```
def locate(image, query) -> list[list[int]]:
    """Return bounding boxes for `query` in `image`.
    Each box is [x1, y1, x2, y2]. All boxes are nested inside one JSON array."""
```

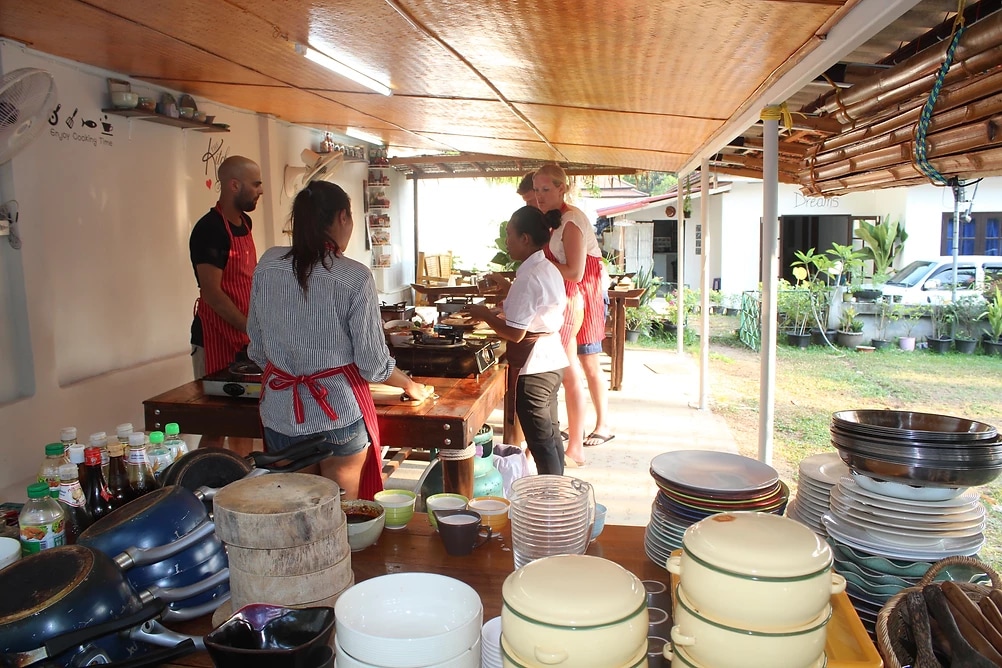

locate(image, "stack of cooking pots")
[[666, 512, 845, 668], [213, 473, 353, 611], [499, 555, 649, 667]]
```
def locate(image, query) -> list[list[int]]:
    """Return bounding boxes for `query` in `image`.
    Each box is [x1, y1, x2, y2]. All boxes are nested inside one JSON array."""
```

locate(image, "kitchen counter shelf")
[[102, 108, 229, 132]]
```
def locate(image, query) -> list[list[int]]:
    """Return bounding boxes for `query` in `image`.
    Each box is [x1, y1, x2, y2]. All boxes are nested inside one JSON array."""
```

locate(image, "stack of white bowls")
[[666, 512, 845, 668], [481, 616, 502, 668], [334, 573, 483, 667], [500, 555, 649, 667]]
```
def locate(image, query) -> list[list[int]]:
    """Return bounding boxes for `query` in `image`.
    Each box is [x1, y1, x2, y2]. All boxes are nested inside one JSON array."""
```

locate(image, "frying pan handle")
[[248, 435, 332, 469], [129, 619, 205, 651], [90, 639, 197, 668], [142, 567, 229, 604], [114, 521, 216, 569], [42, 601, 168, 659], [161, 592, 230, 623]]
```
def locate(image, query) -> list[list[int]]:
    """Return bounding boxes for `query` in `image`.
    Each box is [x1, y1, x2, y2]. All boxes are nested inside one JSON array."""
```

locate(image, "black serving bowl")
[[204, 603, 335, 668]]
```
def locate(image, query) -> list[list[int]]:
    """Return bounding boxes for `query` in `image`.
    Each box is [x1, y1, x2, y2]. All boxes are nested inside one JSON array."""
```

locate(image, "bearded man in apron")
[[189, 155, 264, 379]]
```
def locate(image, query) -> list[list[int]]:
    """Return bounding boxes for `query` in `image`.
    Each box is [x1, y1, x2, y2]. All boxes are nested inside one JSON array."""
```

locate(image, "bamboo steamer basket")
[[876, 555, 1002, 668]]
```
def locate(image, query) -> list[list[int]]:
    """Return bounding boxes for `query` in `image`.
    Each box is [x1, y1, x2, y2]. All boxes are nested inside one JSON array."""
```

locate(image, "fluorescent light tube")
[[346, 127, 386, 145], [296, 43, 391, 96]]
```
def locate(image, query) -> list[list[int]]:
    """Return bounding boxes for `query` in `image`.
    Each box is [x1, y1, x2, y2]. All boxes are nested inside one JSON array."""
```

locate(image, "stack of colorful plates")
[[786, 452, 850, 535], [645, 451, 788, 568], [822, 475, 985, 636]]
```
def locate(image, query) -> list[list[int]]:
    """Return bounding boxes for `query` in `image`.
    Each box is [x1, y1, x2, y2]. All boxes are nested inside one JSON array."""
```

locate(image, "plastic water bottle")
[[146, 431, 174, 482], [37, 443, 65, 498], [164, 422, 188, 460], [19, 482, 65, 555]]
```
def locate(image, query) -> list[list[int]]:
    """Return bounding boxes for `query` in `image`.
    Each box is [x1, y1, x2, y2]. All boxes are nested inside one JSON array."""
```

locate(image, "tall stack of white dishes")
[[785, 452, 850, 535], [824, 409, 999, 636], [645, 451, 788, 566], [334, 572, 483, 667], [666, 512, 846, 668], [499, 555, 649, 667], [212, 473, 353, 611]]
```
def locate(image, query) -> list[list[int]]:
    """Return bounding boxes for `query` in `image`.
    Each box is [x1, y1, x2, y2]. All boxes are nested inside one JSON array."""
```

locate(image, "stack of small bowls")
[[334, 573, 483, 667], [373, 489, 417, 530], [666, 512, 844, 668], [500, 555, 649, 667], [425, 493, 469, 531]]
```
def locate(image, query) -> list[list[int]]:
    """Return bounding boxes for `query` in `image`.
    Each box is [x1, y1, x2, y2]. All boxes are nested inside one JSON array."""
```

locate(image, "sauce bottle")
[[38, 443, 65, 498], [19, 482, 65, 555], [82, 446, 113, 520], [59, 426, 78, 464], [126, 432, 160, 497], [57, 463, 93, 543], [88, 431, 110, 479], [105, 442, 135, 509]]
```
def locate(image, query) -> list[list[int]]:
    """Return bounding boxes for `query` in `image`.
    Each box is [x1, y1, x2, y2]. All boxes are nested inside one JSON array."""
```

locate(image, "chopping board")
[[369, 383, 433, 406]]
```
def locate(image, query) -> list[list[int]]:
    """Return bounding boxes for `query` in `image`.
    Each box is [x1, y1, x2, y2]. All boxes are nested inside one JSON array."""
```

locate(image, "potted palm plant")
[[927, 302, 953, 353], [870, 298, 893, 349], [952, 296, 986, 354], [855, 216, 908, 286], [836, 305, 865, 348], [791, 248, 836, 346], [981, 287, 1002, 356]]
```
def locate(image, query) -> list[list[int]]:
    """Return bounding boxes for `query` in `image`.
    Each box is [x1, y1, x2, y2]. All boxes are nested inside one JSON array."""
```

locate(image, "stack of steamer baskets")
[[212, 473, 352, 615], [644, 450, 789, 566], [824, 409, 1002, 637], [666, 512, 846, 668]]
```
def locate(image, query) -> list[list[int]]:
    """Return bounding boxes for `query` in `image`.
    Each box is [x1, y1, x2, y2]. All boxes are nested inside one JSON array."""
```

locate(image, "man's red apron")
[[261, 361, 384, 500], [576, 254, 607, 347], [196, 204, 256, 376]]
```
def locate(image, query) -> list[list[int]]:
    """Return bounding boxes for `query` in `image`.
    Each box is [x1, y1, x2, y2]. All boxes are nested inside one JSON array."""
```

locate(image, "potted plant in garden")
[[981, 287, 1002, 356], [826, 242, 865, 303], [855, 216, 908, 285], [625, 304, 658, 342], [927, 302, 954, 353], [780, 276, 812, 349], [836, 305, 865, 348], [893, 303, 924, 351], [791, 248, 836, 346], [951, 295, 986, 354], [870, 297, 893, 349], [708, 289, 723, 314]]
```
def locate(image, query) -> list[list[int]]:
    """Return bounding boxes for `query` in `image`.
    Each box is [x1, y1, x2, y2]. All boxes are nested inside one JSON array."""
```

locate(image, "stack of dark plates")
[[645, 451, 788, 568], [830, 409, 1002, 488]]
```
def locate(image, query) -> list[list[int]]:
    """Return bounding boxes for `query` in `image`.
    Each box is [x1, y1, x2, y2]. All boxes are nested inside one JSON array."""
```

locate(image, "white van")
[[879, 256, 1002, 304]]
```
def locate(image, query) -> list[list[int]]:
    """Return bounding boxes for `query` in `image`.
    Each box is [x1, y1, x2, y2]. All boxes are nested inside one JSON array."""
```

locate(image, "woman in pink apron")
[[534, 165, 613, 466], [246, 181, 432, 500]]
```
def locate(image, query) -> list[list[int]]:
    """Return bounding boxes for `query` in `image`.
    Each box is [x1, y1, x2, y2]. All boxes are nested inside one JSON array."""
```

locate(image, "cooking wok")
[[0, 545, 228, 666]]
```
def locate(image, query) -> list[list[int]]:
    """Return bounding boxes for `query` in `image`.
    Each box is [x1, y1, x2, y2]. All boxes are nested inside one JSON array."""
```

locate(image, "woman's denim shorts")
[[264, 419, 369, 457]]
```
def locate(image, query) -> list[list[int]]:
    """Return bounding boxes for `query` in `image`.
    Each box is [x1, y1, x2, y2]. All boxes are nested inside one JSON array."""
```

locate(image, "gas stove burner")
[[434, 295, 486, 314], [229, 360, 263, 378]]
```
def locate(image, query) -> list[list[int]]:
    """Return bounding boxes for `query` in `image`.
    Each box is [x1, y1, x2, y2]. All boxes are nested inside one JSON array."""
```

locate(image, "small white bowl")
[[335, 573, 483, 667], [0, 537, 20, 570], [110, 91, 139, 109], [342, 500, 385, 552]]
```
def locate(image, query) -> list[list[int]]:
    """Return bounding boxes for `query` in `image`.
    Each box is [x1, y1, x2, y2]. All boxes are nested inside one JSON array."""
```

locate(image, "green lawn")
[[633, 319, 1002, 572]]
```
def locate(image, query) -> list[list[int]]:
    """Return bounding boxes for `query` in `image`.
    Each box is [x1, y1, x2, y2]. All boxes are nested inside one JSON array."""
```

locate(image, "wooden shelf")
[[101, 108, 229, 132]]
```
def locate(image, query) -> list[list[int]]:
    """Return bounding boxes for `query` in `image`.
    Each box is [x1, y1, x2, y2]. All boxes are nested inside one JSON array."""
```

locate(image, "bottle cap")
[[149, 431, 165, 444], [128, 432, 147, 447], [89, 432, 108, 447], [108, 443, 125, 458], [84, 446, 103, 466], [116, 423, 134, 440], [60, 427, 77, 442], [67, 445, 86, 464], [27, 482, 50, 498], [58, 464, 78, 481], [44, 443, 65, 457], [165, 423, 180, 436]]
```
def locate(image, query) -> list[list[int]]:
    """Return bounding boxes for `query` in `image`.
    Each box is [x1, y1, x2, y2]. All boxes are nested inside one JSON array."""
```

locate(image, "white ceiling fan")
[[283, 148, 344, 199]]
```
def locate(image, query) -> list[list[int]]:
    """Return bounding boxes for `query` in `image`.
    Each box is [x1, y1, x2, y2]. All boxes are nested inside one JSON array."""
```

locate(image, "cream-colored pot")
[[671, 587, 830, 668], [666, 511, 845, 630], [501, 555, 647, 667], [501, 635, 647, 668], [666, 643, 827, 668]]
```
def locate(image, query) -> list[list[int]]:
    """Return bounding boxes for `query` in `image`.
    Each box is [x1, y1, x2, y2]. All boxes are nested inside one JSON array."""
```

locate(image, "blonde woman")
[[533, 165, 613, 466]]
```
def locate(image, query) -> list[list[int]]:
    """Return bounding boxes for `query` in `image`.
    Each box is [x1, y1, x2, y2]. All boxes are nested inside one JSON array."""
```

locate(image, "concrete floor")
[[387, 347, 740, 527]]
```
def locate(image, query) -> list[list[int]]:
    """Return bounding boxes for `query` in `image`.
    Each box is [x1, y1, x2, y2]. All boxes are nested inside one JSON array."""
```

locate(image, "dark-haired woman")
[[469, 206, 568, 474], [247, 181, 432, 500]]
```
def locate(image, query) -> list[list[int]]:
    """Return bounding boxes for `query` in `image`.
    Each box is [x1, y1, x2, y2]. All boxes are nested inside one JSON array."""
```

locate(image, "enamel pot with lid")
[[0, 544, 227, 667], [500, 555, 648, 667], [666, 512, 845, 630]]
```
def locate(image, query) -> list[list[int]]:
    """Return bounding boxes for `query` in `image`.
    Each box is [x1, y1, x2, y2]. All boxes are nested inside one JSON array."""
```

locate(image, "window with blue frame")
[[942, 214, 1002, 255]]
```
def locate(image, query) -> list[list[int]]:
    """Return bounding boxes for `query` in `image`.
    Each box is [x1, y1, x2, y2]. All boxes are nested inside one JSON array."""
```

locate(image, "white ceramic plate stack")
[[645, 451, 786, 567], [785, 452, 850, 535], [480, 616, 502, 668], [334, 573, 483, 668], [821, 474, 985, 636]]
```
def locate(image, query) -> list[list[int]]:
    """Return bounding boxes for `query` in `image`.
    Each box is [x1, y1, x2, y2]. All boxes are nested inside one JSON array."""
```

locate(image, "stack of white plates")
[[786, 452, 849, 535], [821, 474, 985, 636], [480, 616, 502, 668], [334, 573, 483, 667]]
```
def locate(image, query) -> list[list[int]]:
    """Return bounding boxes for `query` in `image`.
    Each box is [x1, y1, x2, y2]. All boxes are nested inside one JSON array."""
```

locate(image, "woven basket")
[[875, 555, 1002, 668]]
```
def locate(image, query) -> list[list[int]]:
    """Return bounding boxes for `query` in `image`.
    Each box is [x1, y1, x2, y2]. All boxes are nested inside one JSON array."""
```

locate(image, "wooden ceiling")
[[0, 0, 975, 184]]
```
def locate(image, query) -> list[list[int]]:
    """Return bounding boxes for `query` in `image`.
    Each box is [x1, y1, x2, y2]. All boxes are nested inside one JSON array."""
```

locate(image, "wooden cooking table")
[[161, 518, 667, 668], [143, 365, 506, 452], [606, 287, 645, 391]]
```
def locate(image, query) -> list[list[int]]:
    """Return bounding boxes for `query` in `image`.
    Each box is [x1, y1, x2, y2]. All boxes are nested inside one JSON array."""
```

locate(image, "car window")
[[887, 261, 936, 287], [926, 265, 977, 289], [986, 264, 1002, 284]]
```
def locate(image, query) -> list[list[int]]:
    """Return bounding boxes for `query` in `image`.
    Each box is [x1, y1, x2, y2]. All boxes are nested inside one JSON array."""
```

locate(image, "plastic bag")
[[491, 444, 530, 497]]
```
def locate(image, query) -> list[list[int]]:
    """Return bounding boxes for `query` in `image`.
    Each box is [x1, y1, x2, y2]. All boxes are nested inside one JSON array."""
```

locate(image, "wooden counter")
[[143, 365, 507, 452], [161, 518, 666, 667]]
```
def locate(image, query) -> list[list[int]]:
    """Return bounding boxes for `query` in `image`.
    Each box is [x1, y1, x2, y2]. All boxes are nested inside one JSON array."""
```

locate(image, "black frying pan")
[[161, 435, 331, 496]]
